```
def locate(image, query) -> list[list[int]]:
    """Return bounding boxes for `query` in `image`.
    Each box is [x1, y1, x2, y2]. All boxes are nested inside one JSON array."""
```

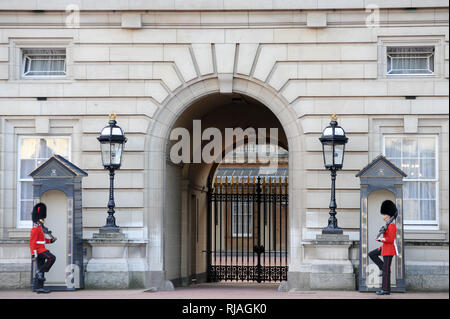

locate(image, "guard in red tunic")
[[368, 200, 398, 295], [29, 203, 57, 293]]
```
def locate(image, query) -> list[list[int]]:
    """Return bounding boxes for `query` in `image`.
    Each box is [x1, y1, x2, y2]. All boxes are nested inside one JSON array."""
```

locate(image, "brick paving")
[[0, 282, 447, 299]]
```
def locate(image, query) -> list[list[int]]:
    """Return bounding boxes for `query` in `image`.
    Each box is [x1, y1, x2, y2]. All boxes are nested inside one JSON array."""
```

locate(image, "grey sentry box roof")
[[356, 154, 407, 292], [29, 154, 87, 290]]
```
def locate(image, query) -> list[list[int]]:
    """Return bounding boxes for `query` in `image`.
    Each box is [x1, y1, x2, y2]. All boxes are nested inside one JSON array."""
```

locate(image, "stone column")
[[180, 179, 190, 286]]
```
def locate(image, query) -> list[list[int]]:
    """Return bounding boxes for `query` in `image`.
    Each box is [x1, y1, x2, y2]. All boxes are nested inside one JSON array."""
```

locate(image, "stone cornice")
[[0, 0, 448, 11], [0, 9, 447, 29]]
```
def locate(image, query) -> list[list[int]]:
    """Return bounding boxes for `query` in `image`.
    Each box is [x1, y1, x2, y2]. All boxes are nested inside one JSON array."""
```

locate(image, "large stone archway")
[[145, 76, 305, 289]]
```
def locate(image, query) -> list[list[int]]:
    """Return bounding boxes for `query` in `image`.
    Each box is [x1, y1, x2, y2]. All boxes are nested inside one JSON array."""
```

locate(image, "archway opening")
[[162, 92, 289, 286]]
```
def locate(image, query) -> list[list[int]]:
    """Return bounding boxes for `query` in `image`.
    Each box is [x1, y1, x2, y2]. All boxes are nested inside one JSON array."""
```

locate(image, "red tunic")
[[29, 224, 51, 257], [378, 223, 398, 256]]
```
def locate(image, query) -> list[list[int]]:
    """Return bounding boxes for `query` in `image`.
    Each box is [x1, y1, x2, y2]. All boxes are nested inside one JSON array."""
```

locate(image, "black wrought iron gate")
[[207, 176, 288, 282]]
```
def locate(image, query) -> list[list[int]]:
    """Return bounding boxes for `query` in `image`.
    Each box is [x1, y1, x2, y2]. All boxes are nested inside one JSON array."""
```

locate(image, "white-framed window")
[[21, 48, 66, 78], [232, 200, 253, 237], [17, 136, 71, 228], [383, 135, 439, 229], [386, 46, 435, 75], [7, 38, 73, 81], [377, 36, 445, 79]]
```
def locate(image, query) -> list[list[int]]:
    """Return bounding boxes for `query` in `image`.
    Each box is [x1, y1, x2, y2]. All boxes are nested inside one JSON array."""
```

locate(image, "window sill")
[[9, 78, 74, 83], [7, 228, 31, 240], [404, 229, 446, 241], [385, 74, 436, 79]]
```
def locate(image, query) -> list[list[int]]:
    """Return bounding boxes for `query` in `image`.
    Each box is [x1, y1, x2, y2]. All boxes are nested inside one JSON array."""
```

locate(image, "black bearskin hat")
[[380, 200, 397, 217], [32, 203, 47, 223]]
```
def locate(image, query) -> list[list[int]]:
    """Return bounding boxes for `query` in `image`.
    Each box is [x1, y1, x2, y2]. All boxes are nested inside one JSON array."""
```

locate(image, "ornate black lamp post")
[[319, 113, 348, 235], [97, 113, 127, 232]]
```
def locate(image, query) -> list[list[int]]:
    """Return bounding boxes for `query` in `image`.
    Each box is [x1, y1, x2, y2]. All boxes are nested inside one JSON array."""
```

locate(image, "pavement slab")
[[0, 282, 448, 299]]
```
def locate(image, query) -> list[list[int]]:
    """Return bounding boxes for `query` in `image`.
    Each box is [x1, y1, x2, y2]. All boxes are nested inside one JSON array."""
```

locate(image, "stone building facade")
[[0, 1, 448, 291]]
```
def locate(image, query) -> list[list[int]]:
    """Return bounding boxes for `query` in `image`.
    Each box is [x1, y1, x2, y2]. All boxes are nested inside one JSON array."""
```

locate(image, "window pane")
[[20, 181, 33, 200], [20, 159, 36, 179], [404, 199, 419, 220], [420, 200, 436, 221], [20, 200, 33, 221], [419, 137, 435, 158], [37, 139, 52, 158], [403, 159, 419, 179], [419, 182, 437, 221], [20, 139, 38, 159], [46, 138, 70, 158], [419, 159, 435, 179], [29, 58, 64, 71], [385, 137, 402, 158], [404, 182, 418, 199], [391, 57, 428, 72], [402, 138, 418, 158], [420, 182, 436, 200]]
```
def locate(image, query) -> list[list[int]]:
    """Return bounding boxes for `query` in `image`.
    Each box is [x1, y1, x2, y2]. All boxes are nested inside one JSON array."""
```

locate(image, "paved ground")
[[0, 282, 448, 299]]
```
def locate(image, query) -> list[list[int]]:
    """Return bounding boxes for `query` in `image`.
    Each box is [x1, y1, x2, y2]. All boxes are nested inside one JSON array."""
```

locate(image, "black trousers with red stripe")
[[37, 250, 56, 273], [368, 248, 393, 292]]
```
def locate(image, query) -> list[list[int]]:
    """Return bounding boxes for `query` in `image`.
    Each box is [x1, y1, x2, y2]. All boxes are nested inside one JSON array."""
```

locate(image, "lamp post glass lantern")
[[97, 113, 127, 232], [319, 113, 348, 234]]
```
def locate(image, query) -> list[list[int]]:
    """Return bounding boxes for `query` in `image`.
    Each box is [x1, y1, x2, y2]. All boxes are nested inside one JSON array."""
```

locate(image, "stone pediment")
[[356, 154, 407, 179], [29, 154, 88, 179]]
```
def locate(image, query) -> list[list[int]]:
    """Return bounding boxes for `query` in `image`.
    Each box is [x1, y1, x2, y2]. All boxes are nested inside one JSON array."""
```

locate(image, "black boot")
[[31, 276, 38, 292], [31, 272, 44, 292], [35, 275, 51, 294]]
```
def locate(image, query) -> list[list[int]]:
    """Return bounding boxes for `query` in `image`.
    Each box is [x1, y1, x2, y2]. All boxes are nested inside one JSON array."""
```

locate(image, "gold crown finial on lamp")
[[109, 112, 117, 121], [331, 113, 338, 121]]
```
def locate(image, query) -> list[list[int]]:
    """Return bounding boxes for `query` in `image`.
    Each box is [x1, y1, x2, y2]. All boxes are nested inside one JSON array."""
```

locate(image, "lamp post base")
[[99, 226, 121, 233], [322, 227, 343, 235], [87, 230, 131, 288], [94, 228, 126, 240]]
